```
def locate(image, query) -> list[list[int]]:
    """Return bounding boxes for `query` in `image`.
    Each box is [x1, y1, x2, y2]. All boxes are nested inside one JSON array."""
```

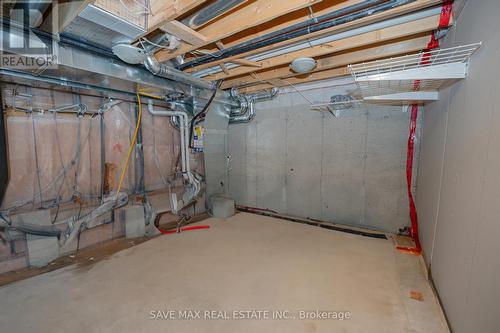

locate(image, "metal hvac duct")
[[0, 19, 232, 106], [229, 88, 278, 124], [144, 55, 213, 90]]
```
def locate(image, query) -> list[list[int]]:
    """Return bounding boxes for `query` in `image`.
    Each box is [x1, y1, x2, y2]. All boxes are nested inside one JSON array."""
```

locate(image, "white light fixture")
[[112, 44, 147, 64], [290, 57, 317, 74]]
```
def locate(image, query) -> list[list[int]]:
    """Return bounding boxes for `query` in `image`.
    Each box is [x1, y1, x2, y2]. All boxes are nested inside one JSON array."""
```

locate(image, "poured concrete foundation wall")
[[416, 1, 500, 331], [227, 80, 421, 232]]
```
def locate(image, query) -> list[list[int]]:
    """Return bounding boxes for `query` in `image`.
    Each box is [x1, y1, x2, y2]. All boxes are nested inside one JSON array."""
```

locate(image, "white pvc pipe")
[[147, 101, 190, 179]]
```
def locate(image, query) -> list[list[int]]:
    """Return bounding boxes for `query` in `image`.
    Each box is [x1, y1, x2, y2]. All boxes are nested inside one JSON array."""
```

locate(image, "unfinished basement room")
[[0, 0, 498, 332]]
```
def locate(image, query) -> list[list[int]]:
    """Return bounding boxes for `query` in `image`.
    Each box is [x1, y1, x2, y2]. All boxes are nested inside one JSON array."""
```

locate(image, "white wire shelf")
[[348, 43, 482, 103]]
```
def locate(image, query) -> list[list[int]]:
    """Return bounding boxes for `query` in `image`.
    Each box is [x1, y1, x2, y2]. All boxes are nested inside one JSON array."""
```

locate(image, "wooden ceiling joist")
[[160, 20, 208, 46], [239, 67, 350, 94], [182, 0, 366, 60], [139, 0, 210, 40], [221, 34, 432, 89], [184, 0, 443, 74], [203, 13, 448, 82], [230, 59, 263, 68], [155, 0, 324, 62]]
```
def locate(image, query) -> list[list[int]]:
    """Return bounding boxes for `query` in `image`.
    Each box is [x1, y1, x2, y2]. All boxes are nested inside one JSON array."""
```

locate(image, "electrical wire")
[[139, 37, 172, 51], [189, 80, 223, 148], [116, 92, 142, 198]]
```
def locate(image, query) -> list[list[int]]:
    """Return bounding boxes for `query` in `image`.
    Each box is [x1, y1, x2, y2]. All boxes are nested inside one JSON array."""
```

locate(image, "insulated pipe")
[[144, 55, 213, 90], [179, 0, 405, 70], [229, 88, 278, 124]]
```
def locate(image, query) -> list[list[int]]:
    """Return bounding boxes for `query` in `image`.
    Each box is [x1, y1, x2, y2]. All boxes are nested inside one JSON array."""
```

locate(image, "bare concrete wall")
[[416, 1, 500, 332], [228, 80, 421, 232]]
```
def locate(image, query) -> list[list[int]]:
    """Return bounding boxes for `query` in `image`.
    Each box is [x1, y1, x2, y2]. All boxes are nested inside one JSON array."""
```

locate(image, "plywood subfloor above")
[[0, 213, 449, 332]]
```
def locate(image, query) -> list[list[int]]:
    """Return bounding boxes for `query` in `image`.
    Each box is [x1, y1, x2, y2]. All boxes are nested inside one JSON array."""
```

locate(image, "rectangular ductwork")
[[61, 4, 146, 49]]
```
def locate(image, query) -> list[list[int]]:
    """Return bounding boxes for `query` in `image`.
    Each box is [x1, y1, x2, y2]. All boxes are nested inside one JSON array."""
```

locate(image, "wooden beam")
[[230, 59, 263, 68], [160, 20, 208, 46], [239, 67, 350, 93], [185, 0, 366, 59], [141, 0, 210, 39], [219, 64, 230, 75], [204, 14, 446, 81], [185, 0, 442, 73], [221, 35, 431, 89], [215, 41, 225, 50], [58, 0, 94, 32], [156, 0, 323, 62]]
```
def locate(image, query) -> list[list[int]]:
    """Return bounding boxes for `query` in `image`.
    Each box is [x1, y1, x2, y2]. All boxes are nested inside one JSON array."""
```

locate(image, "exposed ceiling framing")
[[31, 0, 454, 93]]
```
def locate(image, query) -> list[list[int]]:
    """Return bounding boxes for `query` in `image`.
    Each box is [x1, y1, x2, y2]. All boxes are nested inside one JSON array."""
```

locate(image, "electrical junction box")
[[192, 125, 204, 152]]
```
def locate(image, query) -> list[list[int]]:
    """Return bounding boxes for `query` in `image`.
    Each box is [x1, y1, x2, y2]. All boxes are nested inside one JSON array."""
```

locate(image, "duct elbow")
[[144, 55, 161, 75], [229, 88, 278, 124], [144, 55, 213, 90]]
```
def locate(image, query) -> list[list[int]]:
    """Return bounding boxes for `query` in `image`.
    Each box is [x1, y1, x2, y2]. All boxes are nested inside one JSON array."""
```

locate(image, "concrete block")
[[208, 195, 235, 218], [26, 235, 59, 268], [124, 205, 146, 239], [11, 210, 59, 267]]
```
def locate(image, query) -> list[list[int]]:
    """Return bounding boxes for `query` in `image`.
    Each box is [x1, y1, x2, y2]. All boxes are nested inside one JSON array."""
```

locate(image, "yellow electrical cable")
[[116, 92, 143, 197], [137, 91, 162, 100]]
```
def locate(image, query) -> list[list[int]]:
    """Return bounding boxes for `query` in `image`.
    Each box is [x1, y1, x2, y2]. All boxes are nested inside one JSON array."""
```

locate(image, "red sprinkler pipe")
[[397, 2, 452, 255], [397, 104, 422, 255], [157, 225, 210, 235]]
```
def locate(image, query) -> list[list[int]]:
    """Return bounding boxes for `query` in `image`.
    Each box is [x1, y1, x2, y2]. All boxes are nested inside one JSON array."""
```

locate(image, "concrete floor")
[[0, 213, 448, 332]]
